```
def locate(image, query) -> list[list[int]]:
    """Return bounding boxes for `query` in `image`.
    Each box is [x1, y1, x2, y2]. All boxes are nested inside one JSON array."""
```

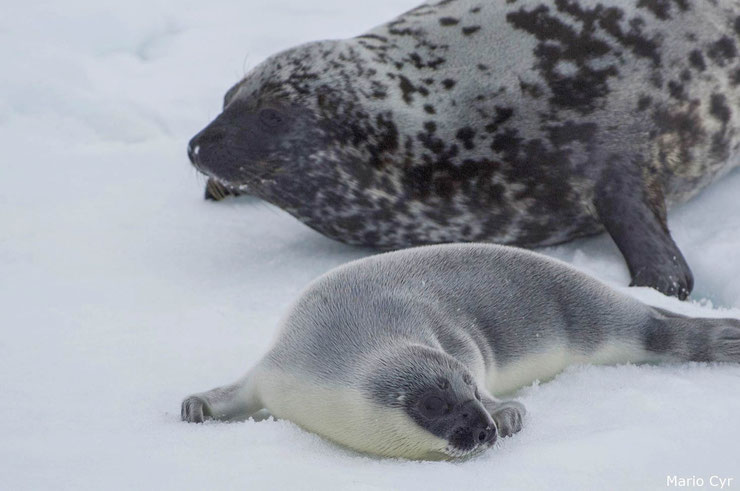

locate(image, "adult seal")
[[181, 244, 740, 460], [187, 0, 740, 299]]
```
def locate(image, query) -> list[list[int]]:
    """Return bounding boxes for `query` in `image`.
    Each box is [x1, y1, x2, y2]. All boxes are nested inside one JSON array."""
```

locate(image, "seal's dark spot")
[[519, 80, 544, 98], [688, 50, 706, 71], [398, 76, 418, 104], [667, 81, 685, 100], [637, 95, 652, 111], [366, 113, 400, 169], [462, 26, 481, 35], [636, 0, 689, 20], [485, 107, 514, 133], [707, 36, 737, 66], [710, 94, 731, 124], [439, 17, 460, 26], [456, 127, 477, 150], [709, 94, 732, 160]]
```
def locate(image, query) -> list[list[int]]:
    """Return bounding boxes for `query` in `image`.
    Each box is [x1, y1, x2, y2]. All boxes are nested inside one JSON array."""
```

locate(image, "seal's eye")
[[259, 108, 284, 129], [419, 395, 447, 419]]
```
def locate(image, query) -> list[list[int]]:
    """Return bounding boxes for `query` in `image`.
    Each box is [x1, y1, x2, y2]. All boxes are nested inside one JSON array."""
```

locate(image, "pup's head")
[[360, 345, 497, 460]]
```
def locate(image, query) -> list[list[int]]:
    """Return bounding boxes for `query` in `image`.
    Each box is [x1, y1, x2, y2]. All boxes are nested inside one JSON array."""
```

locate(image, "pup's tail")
[[647, 307, 740, 363]]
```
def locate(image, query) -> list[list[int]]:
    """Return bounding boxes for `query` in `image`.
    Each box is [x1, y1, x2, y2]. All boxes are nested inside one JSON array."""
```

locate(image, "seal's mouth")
[[188, 142, 280, 193], [204, 173, 251, 194], [204, 177, 248, 201], [441, 441, 493, 460]]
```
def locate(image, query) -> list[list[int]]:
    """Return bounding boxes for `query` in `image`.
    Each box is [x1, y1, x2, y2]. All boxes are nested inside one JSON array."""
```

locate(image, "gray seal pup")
[[181, 244, 740, 460], [187, 0, 740, 299]]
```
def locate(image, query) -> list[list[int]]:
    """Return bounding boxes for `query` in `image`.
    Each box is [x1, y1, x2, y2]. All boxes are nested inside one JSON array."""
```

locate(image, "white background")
[[2, 1, 739, 489]]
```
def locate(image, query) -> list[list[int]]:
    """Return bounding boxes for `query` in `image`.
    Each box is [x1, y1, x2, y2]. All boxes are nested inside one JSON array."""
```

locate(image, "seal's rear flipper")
[[706, 322, 740, 362], [205, 178, 244, 201], [595, 163, 693, 300], [181, 371, 263, 423], [646, 311, 740, 362]]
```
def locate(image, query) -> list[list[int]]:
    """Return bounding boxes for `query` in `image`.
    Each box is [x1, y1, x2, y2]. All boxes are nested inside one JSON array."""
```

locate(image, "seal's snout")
[[475, 424, 496, 445], [187, 105, 289, 187], [448, 400, 497, 452], [187, 140, 198, 165], [188, 125, 225, 167], [187, 120, 250, 184]]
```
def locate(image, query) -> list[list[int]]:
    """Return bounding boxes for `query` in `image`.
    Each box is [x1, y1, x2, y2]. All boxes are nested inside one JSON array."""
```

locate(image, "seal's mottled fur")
[[189, 0, 740, 298]]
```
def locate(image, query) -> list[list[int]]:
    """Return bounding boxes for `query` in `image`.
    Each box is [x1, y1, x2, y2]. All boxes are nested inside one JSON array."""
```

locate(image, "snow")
[[1, 1, 739, 489]]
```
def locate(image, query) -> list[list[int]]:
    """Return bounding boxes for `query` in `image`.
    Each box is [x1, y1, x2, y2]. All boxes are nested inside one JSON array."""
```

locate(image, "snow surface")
[[2, 1, 740, 489]]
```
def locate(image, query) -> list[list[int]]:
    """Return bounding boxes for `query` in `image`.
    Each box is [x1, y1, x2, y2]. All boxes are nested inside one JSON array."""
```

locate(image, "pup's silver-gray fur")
[[181, 244, 740, 460]]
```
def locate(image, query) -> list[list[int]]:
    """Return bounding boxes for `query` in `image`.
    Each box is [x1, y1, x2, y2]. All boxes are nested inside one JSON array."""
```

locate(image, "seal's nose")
[[459, 400, 497, 444], [187, 141, 199, 164], [188, 125, 226, 166], [476, 424, 496, 445]]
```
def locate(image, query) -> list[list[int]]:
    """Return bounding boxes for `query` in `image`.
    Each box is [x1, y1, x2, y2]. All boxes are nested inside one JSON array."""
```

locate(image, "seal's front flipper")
[[181, 396, 210, 423], [181, 372, 263, 423], [205, 178, 244, 201], [595, 165, 693, 300], [482, 398, 526, 438]]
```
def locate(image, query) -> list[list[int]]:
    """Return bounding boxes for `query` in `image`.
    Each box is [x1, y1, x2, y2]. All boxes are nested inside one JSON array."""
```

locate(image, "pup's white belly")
[[257, 369, 447, 459], [486, 340, 647, 396]]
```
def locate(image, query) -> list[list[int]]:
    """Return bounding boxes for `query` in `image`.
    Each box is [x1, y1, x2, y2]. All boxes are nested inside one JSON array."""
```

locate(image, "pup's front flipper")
[[181, 396, 210, 423], [483, 399, 526, 438], [181, 373, 263, 423]]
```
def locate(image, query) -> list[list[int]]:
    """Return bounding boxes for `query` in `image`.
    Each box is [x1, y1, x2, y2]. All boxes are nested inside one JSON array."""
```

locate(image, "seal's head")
[[187, 39, 411, 245], [361, 345, 497, 460], [189, 42, 384, 202], [188, 43, 330, 194]]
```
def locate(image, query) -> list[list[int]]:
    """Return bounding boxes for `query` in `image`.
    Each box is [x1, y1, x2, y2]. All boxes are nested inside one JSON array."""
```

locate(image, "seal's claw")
[[181, 396, 210, 423]]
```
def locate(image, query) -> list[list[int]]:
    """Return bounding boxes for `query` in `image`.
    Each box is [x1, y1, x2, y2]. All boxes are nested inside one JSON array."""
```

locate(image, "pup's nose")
[[460, 400, 497, 444], [476, 424, 496, 445]]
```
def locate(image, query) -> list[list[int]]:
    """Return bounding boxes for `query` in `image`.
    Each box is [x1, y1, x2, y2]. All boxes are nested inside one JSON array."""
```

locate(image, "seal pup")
[[181, 244, 740, 460], [187, 0, 740, 299]]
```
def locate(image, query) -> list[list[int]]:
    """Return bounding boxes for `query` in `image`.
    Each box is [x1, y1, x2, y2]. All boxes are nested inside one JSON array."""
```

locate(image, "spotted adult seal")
[[181, 243, 740, 460], [187, 0, 740, 299]]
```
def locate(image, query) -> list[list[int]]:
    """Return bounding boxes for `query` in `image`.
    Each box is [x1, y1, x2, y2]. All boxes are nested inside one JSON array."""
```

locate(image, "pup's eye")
[[419, 395, 447, 419], [259, 108, 284, 128]]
